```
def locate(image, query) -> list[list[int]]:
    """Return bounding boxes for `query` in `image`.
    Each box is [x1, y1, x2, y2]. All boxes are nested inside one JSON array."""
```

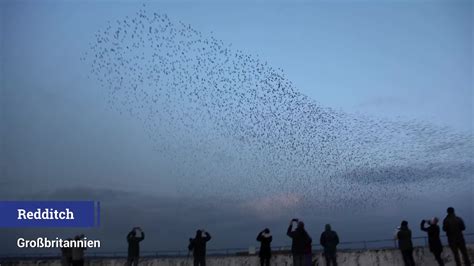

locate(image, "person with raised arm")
[[126, 227, 145, 266], [188, 229, 212, 266], [256, 228, 272, 266], [287, 218, 312, 266], [420, 217, 444, 266]]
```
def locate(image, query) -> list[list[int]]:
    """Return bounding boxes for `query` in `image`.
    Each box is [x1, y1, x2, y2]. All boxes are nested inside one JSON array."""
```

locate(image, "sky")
[[0, 0, 473, 255]]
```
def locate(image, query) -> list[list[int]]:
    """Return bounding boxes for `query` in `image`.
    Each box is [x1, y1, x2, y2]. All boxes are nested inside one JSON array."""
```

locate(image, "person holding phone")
[[287, 218, 312, 266], [256, 228, 272, 266], [420, 218, 444, 266], [127, 227, 145, 266], [188, 229, 212, 266]]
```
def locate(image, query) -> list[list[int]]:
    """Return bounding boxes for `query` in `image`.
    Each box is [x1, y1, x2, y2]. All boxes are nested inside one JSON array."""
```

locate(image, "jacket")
[[420, 220, 442, 253], [127, 231, 145, 257], [257, 232, 272, 258], [320, 230, 339, 254], [397, 227, 413, 251], [287, 224, 312, 255], [189, 232, 212, 258], [443, 214, 466, 245]]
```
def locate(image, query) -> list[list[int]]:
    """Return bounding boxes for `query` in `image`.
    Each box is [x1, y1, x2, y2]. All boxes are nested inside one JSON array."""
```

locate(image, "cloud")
[[239, 193, 302, 220], [339, 161, 474, 185]]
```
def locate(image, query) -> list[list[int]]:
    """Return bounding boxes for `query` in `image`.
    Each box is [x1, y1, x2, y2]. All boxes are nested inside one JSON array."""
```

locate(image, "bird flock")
[[83, 6, 473, 211]]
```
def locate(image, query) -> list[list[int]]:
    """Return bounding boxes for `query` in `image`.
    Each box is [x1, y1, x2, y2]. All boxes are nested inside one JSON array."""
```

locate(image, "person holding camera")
[[188, 229, 212, 266], [420, 218, 444, 266], [287, 218, 312, 266], [126, 227, 145, 266], [256, 228, 272, 266]]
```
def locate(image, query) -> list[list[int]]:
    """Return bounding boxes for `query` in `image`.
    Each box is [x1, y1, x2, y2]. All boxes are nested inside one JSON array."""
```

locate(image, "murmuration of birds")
[[83, 5, 473, 211]]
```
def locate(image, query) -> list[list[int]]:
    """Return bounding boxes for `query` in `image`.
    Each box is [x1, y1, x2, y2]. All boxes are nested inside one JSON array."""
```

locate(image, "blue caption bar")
[[0, 201, 99, 228]]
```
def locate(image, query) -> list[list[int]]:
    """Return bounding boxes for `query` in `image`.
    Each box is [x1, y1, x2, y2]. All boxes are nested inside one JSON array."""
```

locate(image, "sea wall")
[[3, 245, 473, 266]]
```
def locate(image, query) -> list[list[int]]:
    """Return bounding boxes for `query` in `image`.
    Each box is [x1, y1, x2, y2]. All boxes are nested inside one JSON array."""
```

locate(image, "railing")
[[1, 233, 473, 260]]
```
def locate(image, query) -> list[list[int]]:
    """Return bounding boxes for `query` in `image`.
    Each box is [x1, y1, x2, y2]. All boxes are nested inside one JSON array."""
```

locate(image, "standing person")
[[287, 218, 312, 266], [443, 207, 471, 266], [60, 238, 73, 266], [127, 227, 145, 266], [256, 228, 272, 266], [304, 235, 313, 266], [396, 221, 415, 266], [188, 229, 212, 266], [420, 218, 444, 266], [71, 234, 86, 266], [320, 224, 339, 266]]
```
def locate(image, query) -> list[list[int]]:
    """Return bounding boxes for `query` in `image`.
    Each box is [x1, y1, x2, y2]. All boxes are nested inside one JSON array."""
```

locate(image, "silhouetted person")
[[256, 228, 272, 266], [320, 224, 339, 266], [396, 221, 415, 266], [188, 229, 212, 266], [287, 219, 312, 266], [127, 227, 145, 266], [304, 235, 313, 266], [60, 238, 72, 266], [443, 207, 471, 266], [420, 218, 444, 266], [71, 234, 86, 266]]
